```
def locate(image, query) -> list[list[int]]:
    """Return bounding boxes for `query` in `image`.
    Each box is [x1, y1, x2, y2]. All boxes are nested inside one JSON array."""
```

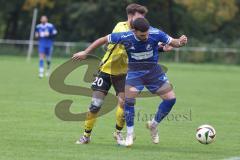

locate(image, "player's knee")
[[118, 101, 125, 109], [157, 83, 174, 96], [161, 90, 176, 100], [89, 104, 101, 113], [125, 98, 136, 107], [118, 97, 125, 108], [89, 98, 103, 113], [39, 54, 45, 59]]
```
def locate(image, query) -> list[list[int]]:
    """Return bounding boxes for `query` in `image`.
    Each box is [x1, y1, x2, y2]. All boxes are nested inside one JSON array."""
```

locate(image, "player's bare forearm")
[[72, 36, 108, 60], [170, 35, 188, 48], [85, 36, 108, 54], [169, 39, 183, 48], [159, 44, 174, 52]]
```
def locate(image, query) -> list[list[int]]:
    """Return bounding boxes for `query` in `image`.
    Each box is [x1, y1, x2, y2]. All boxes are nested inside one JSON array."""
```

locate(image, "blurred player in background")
[[35, 15, 57, 78], [72, 18, 187, 147]]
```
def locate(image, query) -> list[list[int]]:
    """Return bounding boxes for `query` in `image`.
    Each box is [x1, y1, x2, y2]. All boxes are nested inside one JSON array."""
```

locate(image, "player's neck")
[[127, 19, 132, 29]]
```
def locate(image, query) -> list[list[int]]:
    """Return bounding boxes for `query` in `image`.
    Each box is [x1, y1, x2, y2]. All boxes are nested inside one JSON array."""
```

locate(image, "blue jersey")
[[35, 23, 57, 48], [107, 27, 172, 70]]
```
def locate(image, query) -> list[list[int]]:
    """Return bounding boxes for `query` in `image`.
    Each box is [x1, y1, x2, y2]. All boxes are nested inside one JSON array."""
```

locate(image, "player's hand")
[[44, 31, 50, 37], [179, 35, 188, 46], [163, 44, 174, 52], [35, 33, 39, 38], [72, 51, 88, 61]]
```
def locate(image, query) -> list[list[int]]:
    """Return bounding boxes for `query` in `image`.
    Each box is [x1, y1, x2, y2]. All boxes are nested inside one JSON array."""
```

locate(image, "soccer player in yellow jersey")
[[75, 3, 148, 145]]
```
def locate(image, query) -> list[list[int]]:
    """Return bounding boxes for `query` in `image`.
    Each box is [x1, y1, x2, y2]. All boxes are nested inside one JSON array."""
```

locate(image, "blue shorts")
[[126, 64, 168, 94], [38, 46, 53, 57]]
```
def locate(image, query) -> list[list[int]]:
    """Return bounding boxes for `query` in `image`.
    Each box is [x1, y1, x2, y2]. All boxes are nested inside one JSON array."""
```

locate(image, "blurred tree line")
[[0, 0, 239, 45]]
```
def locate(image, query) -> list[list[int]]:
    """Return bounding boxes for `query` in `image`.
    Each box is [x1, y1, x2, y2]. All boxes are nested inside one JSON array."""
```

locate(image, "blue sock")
[[124, 98, 135, 127], [39, 59, 44, 71], [154, 98, 176, 123]]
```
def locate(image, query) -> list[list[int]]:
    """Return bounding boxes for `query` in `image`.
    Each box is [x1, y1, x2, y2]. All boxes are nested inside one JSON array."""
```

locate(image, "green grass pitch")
[[0, 56, 240, 160]]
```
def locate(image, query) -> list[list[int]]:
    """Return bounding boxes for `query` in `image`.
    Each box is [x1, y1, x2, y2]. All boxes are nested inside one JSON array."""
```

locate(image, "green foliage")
[[0, 0, 239, 43], [177, 0, 238, 28]]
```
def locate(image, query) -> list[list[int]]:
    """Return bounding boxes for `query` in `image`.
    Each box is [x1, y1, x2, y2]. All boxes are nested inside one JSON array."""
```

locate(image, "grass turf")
[[0, 56, 240, 160]]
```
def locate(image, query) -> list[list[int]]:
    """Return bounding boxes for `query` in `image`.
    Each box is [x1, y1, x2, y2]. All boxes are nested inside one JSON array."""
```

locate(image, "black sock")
[[47, 60, 51, 70], [115, 125, 123, 131]]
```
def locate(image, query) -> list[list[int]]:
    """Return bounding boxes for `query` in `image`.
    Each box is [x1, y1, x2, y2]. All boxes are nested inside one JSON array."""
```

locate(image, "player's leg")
[[143, 65, 176, 143], [38, 47, 45, 78], [76, 72, 111, 144], [147, 82, 175, 143], [124, 84, 142, 147], [76, 90, 106, 144], [45, 47, 53, 77], [111, 74, 126, 145], [113, 92, 126, 145], [145, 72, 176, 144], [115, 92, 125, 131], [124, 70, 144, 147], [154, 83, 176, 125]]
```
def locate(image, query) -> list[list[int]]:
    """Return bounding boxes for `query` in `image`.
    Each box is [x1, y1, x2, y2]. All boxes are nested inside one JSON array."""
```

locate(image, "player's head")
[[132, 18, 150, 41], [126, 3, 148, 27], [40, 15, 48, 24], [126, 3, 148, 16]]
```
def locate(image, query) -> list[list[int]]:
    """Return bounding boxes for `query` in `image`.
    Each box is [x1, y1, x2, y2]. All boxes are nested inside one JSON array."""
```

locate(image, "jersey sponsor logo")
[[39, 30, 50, 38], [130, 50, 153, 60]]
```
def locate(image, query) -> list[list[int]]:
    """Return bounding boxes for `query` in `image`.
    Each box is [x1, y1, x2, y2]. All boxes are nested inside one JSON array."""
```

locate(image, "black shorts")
[[91, 71, 126, 95]]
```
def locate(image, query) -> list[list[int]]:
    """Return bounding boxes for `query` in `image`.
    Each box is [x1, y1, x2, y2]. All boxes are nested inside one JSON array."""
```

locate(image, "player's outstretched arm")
[[72, 36, 108, 60], [158, 44, 174, 52], [169, 35, 188, 48]]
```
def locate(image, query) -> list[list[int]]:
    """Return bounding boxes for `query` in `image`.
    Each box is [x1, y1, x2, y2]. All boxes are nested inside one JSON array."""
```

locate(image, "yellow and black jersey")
[[99, 22, 130, 75]]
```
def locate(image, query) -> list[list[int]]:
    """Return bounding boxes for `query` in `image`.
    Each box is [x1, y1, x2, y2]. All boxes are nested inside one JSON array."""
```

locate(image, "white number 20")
[[92, 77, 103, 87]]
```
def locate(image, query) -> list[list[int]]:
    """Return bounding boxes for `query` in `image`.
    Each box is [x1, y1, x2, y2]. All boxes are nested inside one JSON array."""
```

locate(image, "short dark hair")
[[132, 18, 150, 32], [126, 3, 148, 16]]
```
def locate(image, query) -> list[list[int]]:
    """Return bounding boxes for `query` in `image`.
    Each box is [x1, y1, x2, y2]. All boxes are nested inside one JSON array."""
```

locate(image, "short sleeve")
[[156, 30, 172, 44], [49, 24, 57, 36], [107, 32, 124, 44], [52, 25, 57, 35], [35, 26, 39, 33]]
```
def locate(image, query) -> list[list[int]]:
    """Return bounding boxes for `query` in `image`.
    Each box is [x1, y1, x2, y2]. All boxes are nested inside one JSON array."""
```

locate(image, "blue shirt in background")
[[35, 23, 57, 48]]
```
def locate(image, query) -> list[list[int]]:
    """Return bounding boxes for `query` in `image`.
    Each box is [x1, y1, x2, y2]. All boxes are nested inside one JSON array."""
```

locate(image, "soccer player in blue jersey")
[[35, 15, 57, 78], [72, 18, 187, 147]]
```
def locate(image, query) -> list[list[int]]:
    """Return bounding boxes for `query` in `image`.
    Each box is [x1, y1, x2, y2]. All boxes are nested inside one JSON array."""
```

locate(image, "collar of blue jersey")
[[133, 33, 141, 41], [39, 23, 52, 27]]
